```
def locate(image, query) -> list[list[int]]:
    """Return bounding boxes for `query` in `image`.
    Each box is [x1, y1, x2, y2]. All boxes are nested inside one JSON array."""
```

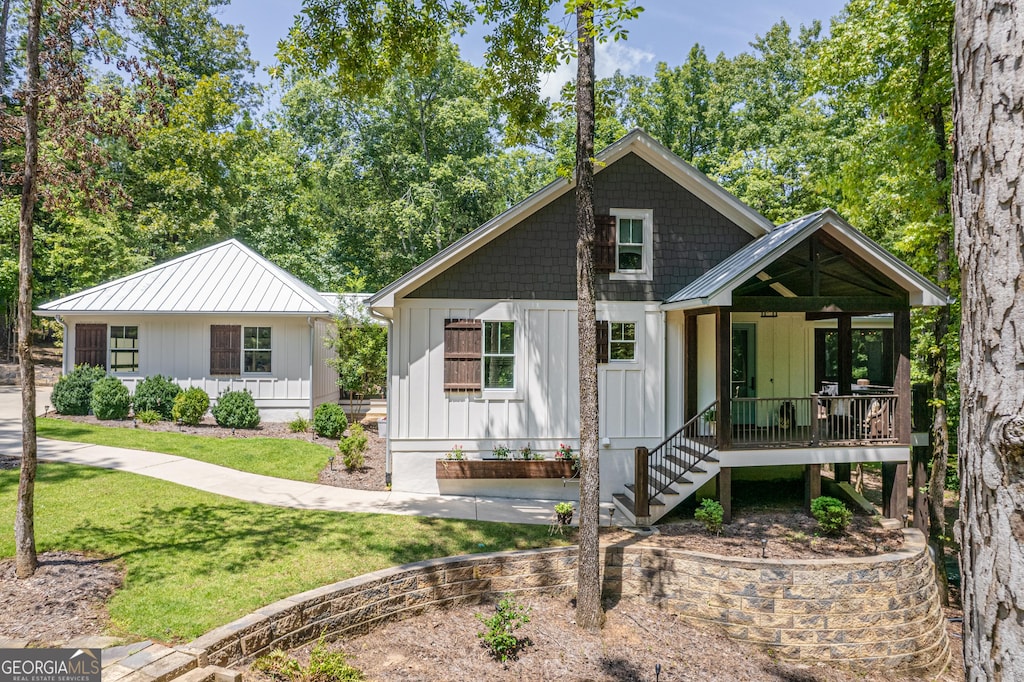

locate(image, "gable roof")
[[368, 129, 775, 310], [663, 209, 950, 309], [37, 240, 335, 316]]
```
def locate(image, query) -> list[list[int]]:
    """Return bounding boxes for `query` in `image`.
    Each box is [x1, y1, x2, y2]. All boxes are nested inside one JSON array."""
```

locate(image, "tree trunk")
[[952, 0, 1024, 677], [574, 1, 602, 633], [14, 0, 42, 580]]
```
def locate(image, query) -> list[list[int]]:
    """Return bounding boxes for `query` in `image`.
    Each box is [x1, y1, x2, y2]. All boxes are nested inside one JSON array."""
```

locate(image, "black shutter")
[[444, 319, 482, 390], [594, 214, 617, 273], [210, 325, 241, 375], [75, 324, 107, 369], [596, 320, 610, 364]]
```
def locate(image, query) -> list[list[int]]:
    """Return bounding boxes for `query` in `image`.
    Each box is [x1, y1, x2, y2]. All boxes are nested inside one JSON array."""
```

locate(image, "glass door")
[[732, 324, 757, 426]]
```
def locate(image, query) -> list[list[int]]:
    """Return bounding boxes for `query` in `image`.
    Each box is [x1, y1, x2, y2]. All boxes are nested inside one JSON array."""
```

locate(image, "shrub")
[[694, 498, 725, 535], [288, 414, 310, 433], [476, 594, 531, 663], [132, 375, 181, 419], [51, 364, 107, 415], [91, 376, 131, 420], [313, 402, 347, 439], [253, 637, 363, 681], [211, 389, 260, 429], [339, 423, 368, 470], [136, 409, 161, 424], [811, 496, 853, 536], [172, 387, 209, 426]]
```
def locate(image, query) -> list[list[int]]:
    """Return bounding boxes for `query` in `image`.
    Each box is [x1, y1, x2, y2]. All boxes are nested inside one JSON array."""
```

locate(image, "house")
[[36, 239, 341, 421], [367, 129, 948, 525]]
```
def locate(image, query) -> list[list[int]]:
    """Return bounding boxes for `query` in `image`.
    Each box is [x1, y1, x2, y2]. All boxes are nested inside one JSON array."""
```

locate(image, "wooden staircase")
[[613, 402, 721, 525]]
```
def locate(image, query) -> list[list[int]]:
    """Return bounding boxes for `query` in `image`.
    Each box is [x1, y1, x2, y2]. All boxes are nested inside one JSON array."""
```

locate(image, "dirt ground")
[[0, 345, 62, 385]]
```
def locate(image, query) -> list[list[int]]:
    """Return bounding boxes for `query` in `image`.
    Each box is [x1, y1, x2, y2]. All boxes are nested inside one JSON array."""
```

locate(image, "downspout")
[[369, 309, 393, 488], [307, 316, 315, 419], [55, 315, 68, 375]]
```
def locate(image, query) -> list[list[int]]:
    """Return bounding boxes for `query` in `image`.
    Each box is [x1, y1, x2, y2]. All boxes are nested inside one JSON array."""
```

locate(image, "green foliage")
[[52, 365, 108, 416], [476, 595, 531, 663], [91, 377, 132, 420], [810, 496, 853, 536], [445, 444, 465, 461], [338, 423, 368, 471], [132, 375, 182, 420], [313, 403, 348, 439], [172, 387, 210, 426], [694, 498, 725, 535], [289, 414, 311, 433], [492, 445, 511, 460], [211, 389, 261, 429], [253, 638, 363, 682], [330, 313, 387, 399], [945, 453, 960, 491], [136, 410, 161, 424]]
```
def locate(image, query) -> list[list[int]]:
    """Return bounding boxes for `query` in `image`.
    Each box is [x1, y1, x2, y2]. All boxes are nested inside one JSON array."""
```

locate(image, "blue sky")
[[219, 0, 848, 99]]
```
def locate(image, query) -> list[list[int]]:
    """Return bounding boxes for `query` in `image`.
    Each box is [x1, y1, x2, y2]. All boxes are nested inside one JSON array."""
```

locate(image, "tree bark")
[[953, 0, 1024, 677], [574, 1, 602, 633], [14, 0, 42, 580]]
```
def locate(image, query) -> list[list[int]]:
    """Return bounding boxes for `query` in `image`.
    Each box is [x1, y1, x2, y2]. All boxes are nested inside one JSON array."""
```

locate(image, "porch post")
[[804, 464, 821, 514], [835, 314, 853, 483], [882, 461, 909, 520], [685, 312, 698, 422], [715, 307, 732, 449], [893, 308, 912, 445], [717, 467, 732, 524], [633, 447, 650, 518]]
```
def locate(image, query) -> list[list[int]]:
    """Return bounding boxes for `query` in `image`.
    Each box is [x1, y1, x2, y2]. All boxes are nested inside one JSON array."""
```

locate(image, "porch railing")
[[728, 394, 900, 448], [636, 401, 720, 515]]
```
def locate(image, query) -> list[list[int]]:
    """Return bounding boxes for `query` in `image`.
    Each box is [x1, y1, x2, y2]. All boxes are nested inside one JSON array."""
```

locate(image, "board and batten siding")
[[312, 318, 340, 410], [61, 314, 336, 419], [389, 299, 664, 497]]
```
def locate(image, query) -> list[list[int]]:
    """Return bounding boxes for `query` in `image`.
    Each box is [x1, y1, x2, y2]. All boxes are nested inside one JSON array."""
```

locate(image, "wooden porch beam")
[[804, 464, 821, 514], [685, 312, 698, 422], [893, 309, 912, 445], [717, 467, 732, 524], [732, 296, 908, 313], [715, 308, 732, 450], [837, 314, 853, 396], [882, 461, 909, 520]]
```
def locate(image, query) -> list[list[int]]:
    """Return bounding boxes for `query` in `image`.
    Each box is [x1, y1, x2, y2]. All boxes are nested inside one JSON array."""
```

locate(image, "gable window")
[[483, 321, 515, 389], [595, 209, 654, 280], [609, 322, 637, 361], [243, 326, 272, 373], [109, 325, 139, 373], [617, 219, 644, 271]]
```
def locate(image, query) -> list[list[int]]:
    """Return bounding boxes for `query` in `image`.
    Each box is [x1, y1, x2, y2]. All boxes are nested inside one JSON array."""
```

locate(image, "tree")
[[952, 0, 1024, 676], [329, 301, 387, 415]]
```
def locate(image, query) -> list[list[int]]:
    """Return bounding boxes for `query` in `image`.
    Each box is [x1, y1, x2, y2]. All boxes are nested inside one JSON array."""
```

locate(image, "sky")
[[219, 0, 848, 101]]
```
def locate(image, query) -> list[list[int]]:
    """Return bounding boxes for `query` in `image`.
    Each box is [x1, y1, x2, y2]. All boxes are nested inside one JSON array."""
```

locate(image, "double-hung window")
[[482, 321, 515, 389], [109, 325, 139, 373], [617, 218, 645, 272], [243, 326, 272, 373], [609, 322, 637, 361]]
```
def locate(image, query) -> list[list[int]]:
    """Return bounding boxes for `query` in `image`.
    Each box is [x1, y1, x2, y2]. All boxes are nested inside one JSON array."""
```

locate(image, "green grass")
[[0, 463, 567, 642], [37, 418, 331, 482]]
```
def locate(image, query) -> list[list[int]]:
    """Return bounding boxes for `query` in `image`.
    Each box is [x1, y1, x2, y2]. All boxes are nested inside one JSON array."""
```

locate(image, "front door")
[[732, 324, 757, 426]]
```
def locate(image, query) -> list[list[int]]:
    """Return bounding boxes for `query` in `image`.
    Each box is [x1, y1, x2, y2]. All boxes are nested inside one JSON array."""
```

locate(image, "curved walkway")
[[0, 386, 589, 525]]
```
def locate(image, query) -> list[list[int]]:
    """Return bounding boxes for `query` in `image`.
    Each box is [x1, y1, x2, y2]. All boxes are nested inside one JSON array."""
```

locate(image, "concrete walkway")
[[0, 386, 600, 526]]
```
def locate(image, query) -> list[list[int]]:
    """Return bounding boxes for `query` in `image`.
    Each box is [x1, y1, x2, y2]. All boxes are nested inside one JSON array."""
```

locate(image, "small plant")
[[91, 376, 131, 420], [518, 444, 533, 460], [492, 444, 511, 460], [811, 496, 853, 536], [253, 635, 363, 681], [51, 364, 107, 415], [135, 409, 161, 424], [339, 423, 368, 470], [476, 594, 531, 663], [529, 452, 545, 461], [702, 407, 717, 423], [211, 389, 261, 429], [446, 444, 465, 460], [289, 414, 311, 433], [554, 443, 575, 460], [313, 402, 348, 439], [554, 501, 574, 525], [131, 375, 182, 419], [172, 387, 210, 426], [694, 498, 725, 535]]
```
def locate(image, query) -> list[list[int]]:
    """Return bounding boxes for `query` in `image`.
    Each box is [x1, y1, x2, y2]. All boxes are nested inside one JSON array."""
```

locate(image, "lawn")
[[0, 462, 567, 642], [36, 418, 331, 482]]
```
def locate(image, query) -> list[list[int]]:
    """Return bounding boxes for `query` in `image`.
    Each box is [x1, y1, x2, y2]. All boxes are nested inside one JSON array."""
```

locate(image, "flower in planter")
[[492, 444, 511, 460], [555, 443, 575, 460], [446, 444, 465, 461], [519, 444, 533, 460]]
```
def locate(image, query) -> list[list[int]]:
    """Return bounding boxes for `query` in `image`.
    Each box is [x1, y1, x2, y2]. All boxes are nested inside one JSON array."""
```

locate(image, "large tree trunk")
[[952, 0, 1024, 677], [14, 0, 41, 580], [574, 1, 602, 633]]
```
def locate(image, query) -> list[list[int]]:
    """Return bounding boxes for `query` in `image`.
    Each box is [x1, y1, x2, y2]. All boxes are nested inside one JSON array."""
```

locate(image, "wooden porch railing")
[[729, 394, 901, 448]]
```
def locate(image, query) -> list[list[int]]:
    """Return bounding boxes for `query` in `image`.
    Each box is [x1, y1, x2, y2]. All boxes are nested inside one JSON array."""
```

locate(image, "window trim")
[[608, 321, 638, 363], [481, 320, 515, 391], [242, 326, 273, 374], [109, 324, 140, 374], [609, 208, 654, 281]]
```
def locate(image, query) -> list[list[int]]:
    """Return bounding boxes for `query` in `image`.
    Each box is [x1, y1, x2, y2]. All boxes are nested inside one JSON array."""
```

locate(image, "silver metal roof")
[[37, 240, 334, 315]]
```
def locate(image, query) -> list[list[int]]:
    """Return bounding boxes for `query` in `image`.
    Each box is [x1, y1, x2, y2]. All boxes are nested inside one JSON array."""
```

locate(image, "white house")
[[367, 130, 949, 524], [37, 239, 340, 421]]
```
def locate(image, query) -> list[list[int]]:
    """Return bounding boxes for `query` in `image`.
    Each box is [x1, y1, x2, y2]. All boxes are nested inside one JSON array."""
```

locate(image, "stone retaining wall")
[[181, 529, 948, 676]]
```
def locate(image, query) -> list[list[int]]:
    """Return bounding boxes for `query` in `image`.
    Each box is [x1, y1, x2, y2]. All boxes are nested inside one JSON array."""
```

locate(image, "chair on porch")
[[862, 397, 891, 440]]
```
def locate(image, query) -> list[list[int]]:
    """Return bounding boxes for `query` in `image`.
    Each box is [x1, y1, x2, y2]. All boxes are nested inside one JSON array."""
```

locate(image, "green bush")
[[51, 365, 107, 415], [313, 402, 348, 439], [694, 498, 725, 535], [211, 389, 260, 429], [288, 414, 310, 433], [135, 409, 161, 424], [339, 423, 368, 470], [252, 637, 363, 681], [811, 496, 853, 536], [132, 375, 182, 420], [172, 387, 209, 426], [476, 594, 531, 663], [91, 376, 131, 420]]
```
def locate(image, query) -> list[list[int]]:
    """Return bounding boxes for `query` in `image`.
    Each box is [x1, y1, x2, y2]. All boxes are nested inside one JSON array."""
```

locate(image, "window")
[[595, 209, 653, 280], [243, 326, 272, 373], [109, 325, 139, 373], [482, 321, 515, 389], [617, 218, 644, 271], [815, 328, 894, 387], [609, 322, 636, 361]]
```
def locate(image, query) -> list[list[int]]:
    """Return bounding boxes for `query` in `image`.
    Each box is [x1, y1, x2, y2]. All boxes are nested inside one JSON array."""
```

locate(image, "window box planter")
[[436, 459, 577, 479]]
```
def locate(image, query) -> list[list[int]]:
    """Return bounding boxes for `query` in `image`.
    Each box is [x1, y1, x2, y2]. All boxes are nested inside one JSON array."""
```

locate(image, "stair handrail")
[[646, 401, 720, 502]]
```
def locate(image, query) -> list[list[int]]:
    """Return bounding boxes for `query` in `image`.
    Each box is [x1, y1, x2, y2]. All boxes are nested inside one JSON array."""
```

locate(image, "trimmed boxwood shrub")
[[172, 387, 210, 426], [811, 496, 853, 536], [132, 375, 182, 420], [91, 376, 131, 420], [313, 402, 348, 439], [211, 389, 260, 429], [339, 423, 368, 470], [51, 365, 107, 415]]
